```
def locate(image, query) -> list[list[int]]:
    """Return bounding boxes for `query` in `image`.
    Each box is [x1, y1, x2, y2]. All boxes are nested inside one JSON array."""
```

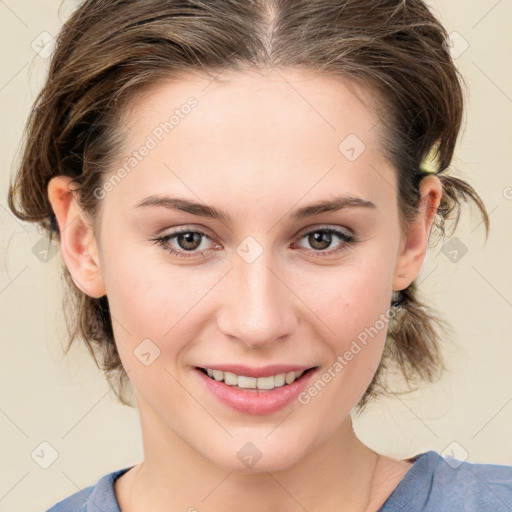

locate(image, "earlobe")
[[393, 175, 443, 291], [47, 175, 106, 298]]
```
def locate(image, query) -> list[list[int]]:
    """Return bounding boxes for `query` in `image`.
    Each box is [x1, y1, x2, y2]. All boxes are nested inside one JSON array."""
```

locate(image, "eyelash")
[[149, 226, 357, 260]]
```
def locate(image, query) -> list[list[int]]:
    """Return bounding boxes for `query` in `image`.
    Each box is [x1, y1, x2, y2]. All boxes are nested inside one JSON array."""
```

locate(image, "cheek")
[[101, 237, 208, 336], [297, 255, 396, 407], [103, 261, 201, 403], [303, 256, 395, 342], [294, 268, 394, 420]]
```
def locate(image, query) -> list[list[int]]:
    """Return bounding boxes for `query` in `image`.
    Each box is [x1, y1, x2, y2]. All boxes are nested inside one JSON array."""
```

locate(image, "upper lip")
[[196, 364, 316, 378]]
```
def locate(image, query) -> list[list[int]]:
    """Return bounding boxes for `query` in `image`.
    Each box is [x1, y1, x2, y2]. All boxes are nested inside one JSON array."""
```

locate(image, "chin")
[[202, 436, 311, 474]]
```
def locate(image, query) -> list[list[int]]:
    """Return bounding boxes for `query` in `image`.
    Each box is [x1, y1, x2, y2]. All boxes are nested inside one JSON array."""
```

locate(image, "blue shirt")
[[45, 450, 512, 511]]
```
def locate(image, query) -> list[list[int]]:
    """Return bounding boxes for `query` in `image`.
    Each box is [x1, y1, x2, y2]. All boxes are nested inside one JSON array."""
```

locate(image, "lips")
[[194, 365, 319, 414]]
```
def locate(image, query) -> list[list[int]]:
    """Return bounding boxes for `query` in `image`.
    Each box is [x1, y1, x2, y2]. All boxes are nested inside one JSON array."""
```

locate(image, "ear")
[[47, 175, 106, 298], [393, 174, 443, 291]]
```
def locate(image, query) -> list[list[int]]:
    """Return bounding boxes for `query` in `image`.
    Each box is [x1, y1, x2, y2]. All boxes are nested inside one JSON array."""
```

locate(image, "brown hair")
[[7, 0, 489, 413]]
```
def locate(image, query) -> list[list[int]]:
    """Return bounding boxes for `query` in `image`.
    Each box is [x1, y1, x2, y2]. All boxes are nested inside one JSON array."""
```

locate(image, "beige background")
[[1, 1, 511, 510]]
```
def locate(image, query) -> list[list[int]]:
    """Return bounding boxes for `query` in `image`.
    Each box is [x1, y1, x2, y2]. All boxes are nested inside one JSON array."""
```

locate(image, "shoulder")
[[44, 467, 132, 512], [379, 450, 512, 512]]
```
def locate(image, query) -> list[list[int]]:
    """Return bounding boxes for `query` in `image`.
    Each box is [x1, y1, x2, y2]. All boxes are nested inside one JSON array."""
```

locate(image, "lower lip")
[[194, 367, 317, 415]]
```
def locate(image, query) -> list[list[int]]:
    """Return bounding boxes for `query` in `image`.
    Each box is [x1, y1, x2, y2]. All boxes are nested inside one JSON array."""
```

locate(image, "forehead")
[[121, 67, 383, 151], [104, 68, 394, 217]]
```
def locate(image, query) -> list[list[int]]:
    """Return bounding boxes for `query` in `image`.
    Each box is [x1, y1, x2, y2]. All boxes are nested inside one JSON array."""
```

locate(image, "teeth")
[[202, 368, 306, 389], [223, 371, 238, 386], [274, 373, 286, 387], [285, 371, 296, 384], [237, 375, 257, 389], [256, 376, 275, 390]]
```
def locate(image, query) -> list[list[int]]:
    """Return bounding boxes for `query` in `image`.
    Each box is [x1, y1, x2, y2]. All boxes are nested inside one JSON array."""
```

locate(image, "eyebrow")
[[133, 194, 376, 222]]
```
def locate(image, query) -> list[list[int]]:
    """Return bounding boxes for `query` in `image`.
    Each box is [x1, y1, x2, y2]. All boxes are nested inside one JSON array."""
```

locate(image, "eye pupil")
[[309, 231, 332, 250], [178, 232, 201, 250]]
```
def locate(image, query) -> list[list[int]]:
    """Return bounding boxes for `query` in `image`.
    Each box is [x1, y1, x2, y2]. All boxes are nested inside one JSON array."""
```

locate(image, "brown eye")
[[294, 227, 356, 257], [176, 232, 203, 251], [150, 229, 216, 259], [307, 231, 333, 250]]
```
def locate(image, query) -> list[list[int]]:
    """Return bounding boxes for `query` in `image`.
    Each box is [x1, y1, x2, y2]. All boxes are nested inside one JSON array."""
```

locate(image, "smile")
[[195, 365, 318, 414], [199, 367, 309, 390]]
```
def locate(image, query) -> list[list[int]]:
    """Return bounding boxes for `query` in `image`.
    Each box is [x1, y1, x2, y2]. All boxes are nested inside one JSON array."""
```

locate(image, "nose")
[[216, 253, 298, 350]]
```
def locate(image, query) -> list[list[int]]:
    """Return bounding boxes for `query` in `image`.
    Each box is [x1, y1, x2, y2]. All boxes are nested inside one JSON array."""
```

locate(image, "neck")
[[121, 399, 382, 512]]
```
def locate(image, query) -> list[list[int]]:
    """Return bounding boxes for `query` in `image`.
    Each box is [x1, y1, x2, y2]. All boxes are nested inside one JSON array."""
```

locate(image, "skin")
[[47, 67, 442, 511]]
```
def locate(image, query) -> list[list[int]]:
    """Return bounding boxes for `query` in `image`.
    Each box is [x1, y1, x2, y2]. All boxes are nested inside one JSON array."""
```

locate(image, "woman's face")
[[78, 69, 428, 472]]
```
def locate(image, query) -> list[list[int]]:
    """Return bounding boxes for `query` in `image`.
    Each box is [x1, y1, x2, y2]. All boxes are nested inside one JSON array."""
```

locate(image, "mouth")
[[196, 366, 318, 391], [194, 365, 320, 414]]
